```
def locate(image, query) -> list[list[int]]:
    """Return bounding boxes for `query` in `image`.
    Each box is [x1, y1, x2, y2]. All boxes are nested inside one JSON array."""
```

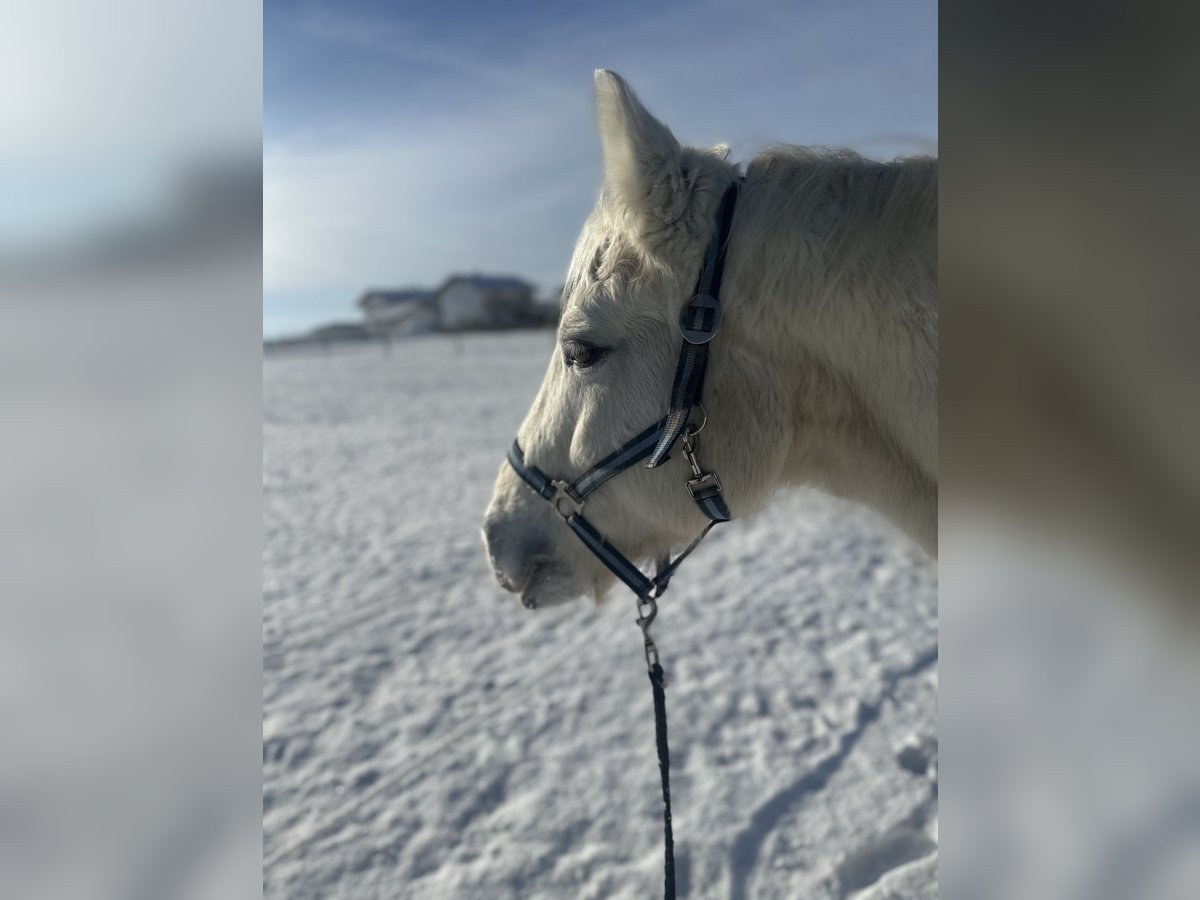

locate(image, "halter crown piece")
[[504, 177, 740, 900]]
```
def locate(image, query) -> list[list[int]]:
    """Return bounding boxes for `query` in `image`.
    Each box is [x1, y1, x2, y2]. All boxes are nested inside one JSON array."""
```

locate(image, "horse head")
[[482, 71, 791, 608]]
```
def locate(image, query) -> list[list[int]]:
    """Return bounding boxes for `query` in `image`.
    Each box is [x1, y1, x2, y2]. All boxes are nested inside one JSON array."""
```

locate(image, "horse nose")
[[482, 515, 545, 595]]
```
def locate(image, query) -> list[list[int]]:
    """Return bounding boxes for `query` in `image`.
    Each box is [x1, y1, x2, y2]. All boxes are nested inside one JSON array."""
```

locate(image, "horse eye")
[[562, 339, 606, 369]]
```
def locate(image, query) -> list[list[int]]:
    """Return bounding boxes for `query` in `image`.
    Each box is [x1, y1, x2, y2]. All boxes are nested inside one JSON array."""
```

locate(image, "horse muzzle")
[[481, 513, 574, 609]]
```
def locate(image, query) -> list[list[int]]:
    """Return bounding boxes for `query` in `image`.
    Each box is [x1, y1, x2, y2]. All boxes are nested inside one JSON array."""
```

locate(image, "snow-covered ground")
[[263, 332, 938, 899]]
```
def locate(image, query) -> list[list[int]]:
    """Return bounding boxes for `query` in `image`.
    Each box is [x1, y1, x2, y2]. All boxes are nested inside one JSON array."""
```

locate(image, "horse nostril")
[[493, 567, 516, 592], [483, 516, 549, 596]]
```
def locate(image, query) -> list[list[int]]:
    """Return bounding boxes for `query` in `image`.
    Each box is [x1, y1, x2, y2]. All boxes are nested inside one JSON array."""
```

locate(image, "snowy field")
[[263, 332, 938, 899]]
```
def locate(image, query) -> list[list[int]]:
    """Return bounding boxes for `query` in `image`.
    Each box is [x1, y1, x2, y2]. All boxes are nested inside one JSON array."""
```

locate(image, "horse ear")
[[594, 69, 685, 230]]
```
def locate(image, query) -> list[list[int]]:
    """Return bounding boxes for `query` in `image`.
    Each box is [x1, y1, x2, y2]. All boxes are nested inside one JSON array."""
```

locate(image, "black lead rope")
[[648, 661, 675, 899], [635, 594, 675, 899]]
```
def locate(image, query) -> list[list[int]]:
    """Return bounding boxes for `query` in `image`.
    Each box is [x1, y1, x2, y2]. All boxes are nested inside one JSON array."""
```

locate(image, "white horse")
[[484, 70, 936, 608]]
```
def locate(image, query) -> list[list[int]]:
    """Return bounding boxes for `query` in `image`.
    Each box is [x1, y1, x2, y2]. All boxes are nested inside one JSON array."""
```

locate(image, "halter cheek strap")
[[647, 181, 740, 470]]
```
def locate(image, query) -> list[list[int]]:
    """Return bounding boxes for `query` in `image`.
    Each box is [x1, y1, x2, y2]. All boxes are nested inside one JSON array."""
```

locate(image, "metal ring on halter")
[[687, 403, 708, 437], [549, 480, 585, 519], [636, 595, 658, 630]]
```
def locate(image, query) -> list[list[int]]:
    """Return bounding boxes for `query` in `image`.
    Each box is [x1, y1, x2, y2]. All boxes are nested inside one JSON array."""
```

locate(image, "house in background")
[[436, 275, 534, 330], [357, 289, 439, 337]]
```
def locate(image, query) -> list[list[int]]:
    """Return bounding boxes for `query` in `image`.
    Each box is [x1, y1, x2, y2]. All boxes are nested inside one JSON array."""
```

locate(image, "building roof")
[[438, 275, 532, 294], [358, 289, 436, 308]]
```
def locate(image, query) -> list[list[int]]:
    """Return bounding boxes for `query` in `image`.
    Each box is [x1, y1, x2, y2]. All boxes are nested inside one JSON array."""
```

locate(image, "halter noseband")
[[506, 179, 741, 613]]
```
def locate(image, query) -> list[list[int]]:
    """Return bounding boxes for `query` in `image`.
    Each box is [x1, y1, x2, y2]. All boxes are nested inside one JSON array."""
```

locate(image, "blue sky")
[[264, 0, 937, 336]]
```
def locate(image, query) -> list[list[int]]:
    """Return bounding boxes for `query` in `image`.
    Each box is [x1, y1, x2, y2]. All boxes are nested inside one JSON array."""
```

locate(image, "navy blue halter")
[[506, 179, 740, 604]]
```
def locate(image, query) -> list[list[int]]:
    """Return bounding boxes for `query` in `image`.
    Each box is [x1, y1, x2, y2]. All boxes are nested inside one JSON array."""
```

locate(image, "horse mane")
[[741, 147, 937, 317]]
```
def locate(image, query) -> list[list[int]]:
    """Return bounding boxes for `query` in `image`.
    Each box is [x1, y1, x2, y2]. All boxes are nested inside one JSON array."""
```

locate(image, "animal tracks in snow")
[[835, 790, 937, 899], [727, 650, 937, 900], [263, 337, 937, 898], [895, 733, 938, 780]]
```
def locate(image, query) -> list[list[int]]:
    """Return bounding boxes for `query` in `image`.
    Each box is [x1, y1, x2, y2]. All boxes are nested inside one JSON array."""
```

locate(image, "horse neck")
[[735, 151, 938, 550]]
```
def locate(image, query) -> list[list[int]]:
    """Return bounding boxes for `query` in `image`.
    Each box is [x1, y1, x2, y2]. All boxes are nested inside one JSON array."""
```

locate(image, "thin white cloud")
[[264, 0, 936, 323], [264, 90, 597, 295]]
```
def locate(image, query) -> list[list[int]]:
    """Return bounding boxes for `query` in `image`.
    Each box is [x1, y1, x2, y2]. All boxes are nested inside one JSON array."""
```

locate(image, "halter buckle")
[[681, 428, 723, 500], [549, 480, 585, 519], [687, 472, 723, 501], [679, 293, 721, 344]]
